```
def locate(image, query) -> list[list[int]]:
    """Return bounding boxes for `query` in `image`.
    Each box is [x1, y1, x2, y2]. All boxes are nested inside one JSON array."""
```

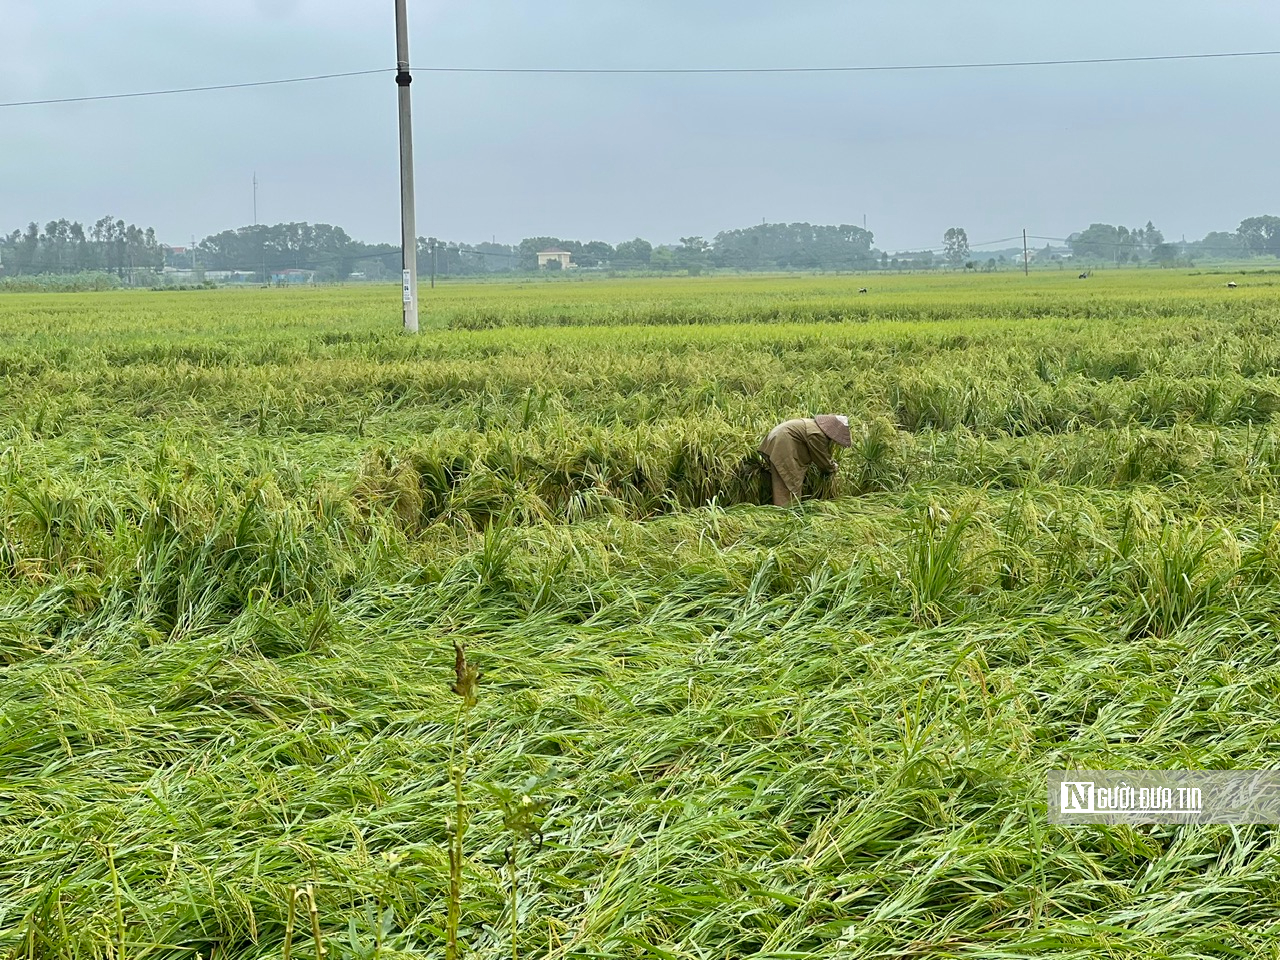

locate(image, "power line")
[[419, 50, 1280, 75], [0, 69, 391, 109], [3, 49, 1280, 109]]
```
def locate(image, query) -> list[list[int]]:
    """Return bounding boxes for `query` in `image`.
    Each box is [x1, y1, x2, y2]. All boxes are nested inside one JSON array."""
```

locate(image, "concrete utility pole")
[[255, 173, 267, 284], [395, 0, 419, 333], [1023, 229, 1029, 276]]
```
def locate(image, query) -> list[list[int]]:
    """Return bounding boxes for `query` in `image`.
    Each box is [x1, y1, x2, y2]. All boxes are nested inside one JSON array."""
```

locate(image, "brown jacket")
[[759, 418, 835, 497]]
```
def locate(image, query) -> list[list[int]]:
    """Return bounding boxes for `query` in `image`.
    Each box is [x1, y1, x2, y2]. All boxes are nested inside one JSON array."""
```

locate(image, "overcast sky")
[[1, 1, 1277, 252]]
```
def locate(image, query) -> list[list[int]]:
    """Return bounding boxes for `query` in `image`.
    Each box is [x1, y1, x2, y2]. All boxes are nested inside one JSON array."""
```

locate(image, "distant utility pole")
[[255, 173, 267, 283], [395, 0, 419, 333], [1023, 229, 1029, 276]]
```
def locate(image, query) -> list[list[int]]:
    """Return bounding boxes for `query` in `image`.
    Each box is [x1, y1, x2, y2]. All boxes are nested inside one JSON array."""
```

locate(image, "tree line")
[[0, 218, 509, 283], [1068, 217, 1280, 265], [178, 224, 874, 278], [6, 214, 1280, 283], [0, 217, 164, 280], [0, 219, 879, 280], [516, 223, 876, 274]]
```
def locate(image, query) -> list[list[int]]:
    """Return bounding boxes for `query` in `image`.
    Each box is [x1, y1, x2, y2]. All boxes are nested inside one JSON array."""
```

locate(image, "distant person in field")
[[759, 415, 851, 506]]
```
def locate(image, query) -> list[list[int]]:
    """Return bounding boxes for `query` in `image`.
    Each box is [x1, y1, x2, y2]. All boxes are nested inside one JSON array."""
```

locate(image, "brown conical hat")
[[814, 414, 852, 448]]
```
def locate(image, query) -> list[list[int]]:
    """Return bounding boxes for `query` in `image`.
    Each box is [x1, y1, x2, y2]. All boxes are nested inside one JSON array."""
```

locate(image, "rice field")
[[3, 270, 1280, 959]]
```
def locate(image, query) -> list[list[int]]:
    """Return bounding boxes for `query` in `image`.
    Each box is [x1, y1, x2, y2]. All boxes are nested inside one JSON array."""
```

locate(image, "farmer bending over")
[[759, 415, 851, 506]]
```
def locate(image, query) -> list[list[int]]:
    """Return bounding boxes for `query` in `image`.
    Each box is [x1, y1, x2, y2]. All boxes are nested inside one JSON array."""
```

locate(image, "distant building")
[[271, 269, 316, 285], [536, 248, 573, 270], [161, 268, 256, 284], [163, 245, 193, 268]]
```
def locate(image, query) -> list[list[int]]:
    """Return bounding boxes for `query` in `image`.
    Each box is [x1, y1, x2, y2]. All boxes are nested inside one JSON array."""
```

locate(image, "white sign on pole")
[[402, 270, 413, 304]]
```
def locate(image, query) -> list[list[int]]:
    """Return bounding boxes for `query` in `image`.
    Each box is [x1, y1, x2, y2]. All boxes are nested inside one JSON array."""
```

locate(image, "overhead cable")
[[3, 49, 1279, 109]]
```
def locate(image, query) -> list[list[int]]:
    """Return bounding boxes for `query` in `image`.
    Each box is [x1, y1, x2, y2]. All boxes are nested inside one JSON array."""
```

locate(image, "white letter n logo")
[[1061, 781, 1095, 813]]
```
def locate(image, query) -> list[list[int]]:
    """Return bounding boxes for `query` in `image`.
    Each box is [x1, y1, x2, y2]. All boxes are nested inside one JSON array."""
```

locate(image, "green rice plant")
[[1113, 429, 1189, 485], [847, 416, 902, 494], [1120, 526, 1237, 639], [484, 776, 549, 960], [1224, 386, 1280, 424], [891, 374, 963, 431], [901, 505, 976, 626], [447, 639, 480, 960]]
